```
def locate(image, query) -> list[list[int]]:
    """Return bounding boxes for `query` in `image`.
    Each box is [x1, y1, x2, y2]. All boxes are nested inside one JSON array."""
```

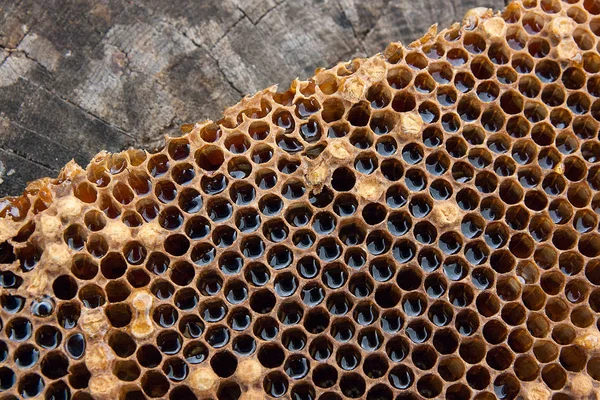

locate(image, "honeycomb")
[[2, 0, 600, 399]]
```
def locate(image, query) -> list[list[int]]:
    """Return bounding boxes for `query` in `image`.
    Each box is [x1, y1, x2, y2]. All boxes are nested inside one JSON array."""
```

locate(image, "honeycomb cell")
[[417, 374, 443, 398], [18, 373, 45, 398], [3, 1, 600, 399]]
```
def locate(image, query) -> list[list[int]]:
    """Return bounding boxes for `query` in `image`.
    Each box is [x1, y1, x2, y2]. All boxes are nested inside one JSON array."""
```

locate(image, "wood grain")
[[0, 0, 503, 196]]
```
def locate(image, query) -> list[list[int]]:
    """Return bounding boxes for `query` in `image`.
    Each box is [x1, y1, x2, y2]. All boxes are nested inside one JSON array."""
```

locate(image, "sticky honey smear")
[[1, 0, 600, 399]]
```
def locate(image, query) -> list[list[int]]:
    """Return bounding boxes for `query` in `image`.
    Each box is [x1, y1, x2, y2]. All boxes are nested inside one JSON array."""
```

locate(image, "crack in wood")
[[209, 15, 247, 51], [8, 119, 76, 156], [253, 0, 288, 26], [0, 0, 505, 196], [0, 146, 57, 173]]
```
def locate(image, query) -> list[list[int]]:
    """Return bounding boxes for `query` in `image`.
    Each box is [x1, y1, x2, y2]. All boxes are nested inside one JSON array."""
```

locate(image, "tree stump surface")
[[0, 0, 503, 196]]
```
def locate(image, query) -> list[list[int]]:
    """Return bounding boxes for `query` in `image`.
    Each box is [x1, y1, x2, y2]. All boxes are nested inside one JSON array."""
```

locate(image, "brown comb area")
[[2, 0, 600, 399]]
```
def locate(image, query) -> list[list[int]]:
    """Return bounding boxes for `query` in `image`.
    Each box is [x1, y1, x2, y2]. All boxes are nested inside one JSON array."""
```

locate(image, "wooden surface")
[[0, 0, 505, 197]]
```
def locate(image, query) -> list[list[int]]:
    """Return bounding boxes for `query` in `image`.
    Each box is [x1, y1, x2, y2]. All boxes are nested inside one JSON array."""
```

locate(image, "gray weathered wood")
[[0, 0, 504, 196]]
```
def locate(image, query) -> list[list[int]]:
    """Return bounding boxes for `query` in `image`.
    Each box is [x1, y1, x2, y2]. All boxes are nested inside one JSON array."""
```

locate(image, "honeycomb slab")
[[1, 0, 600, 399]]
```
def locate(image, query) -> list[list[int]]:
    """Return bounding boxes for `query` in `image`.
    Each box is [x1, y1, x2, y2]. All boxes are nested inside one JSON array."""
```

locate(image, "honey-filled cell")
[[1, 1, 599, 399]]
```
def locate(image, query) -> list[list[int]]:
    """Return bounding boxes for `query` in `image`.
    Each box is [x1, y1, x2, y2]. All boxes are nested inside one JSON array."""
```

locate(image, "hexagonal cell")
[[2, 1, 600, 399]]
